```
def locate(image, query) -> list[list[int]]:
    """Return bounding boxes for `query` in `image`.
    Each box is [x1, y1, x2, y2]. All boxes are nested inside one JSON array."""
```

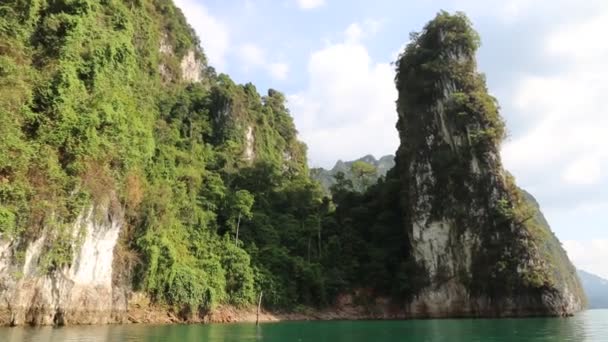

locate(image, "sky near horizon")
[[174, 0, 608, 278]]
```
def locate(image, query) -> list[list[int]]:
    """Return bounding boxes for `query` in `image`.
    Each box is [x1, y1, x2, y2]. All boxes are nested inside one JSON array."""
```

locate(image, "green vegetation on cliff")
[[0, 0, 408, 315], [0, 0, 322, 314]]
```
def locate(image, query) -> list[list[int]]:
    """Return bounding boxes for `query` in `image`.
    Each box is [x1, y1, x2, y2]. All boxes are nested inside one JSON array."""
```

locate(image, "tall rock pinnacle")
[[395, 11, 584, 317]]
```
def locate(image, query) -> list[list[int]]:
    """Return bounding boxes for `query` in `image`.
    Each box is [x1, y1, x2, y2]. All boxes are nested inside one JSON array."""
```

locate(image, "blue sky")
[[175, 0, 608, 278]]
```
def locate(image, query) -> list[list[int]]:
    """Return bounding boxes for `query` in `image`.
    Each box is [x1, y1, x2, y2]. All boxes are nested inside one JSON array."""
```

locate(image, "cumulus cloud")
[[289, 22, 398, 167], [174, 0, 229, 70], [344, 19, 384, 43], [562, 156, 602, 186], [237, 43, 265, 68], [344, 23, 363, 42], [268, 62, 289, 80], [501, 10, 608, 187], [563, 239, 608, 279], [296, 0, 325, 10], [449, 0, 571, 23], [495, 4, 608, 272], [236, 43, 290, 80]]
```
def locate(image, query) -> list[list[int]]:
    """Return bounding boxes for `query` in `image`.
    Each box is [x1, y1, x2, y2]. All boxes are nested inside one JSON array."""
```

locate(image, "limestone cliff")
[[0, 0, 310, 326], [0, 0, 209, 325], [395, 12, 584, 317]]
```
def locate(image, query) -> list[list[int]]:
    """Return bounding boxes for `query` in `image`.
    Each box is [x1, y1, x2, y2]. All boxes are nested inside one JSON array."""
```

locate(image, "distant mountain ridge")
[[310, 154, 395, 192], [578, 270, 608, 309]]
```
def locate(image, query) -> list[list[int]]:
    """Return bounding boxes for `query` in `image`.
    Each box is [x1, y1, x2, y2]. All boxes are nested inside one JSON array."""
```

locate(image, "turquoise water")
[[2, 310, 607, 341]]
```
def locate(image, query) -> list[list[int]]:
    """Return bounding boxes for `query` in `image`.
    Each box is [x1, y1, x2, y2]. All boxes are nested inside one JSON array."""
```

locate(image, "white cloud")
[[564, 239, 608, 279], [546, 12, 608, 62], [344, 23, 363, 42], [268, 62, 289, 80], [296, 0, 325, 10], [344, 19, 384, 43], [562, 156, 601, 185], [501, 9, 608, 187], [236, 43, 290, 80], [289, 23, 398, 167], [569, 201, 608, 214], [174, 0, 229, 70], [441, 0, 523, 23], [237, 43, 266, 68]]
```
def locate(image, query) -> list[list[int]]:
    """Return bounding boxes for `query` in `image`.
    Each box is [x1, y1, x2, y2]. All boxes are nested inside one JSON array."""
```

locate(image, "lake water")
[[2, 310, 608, 341]]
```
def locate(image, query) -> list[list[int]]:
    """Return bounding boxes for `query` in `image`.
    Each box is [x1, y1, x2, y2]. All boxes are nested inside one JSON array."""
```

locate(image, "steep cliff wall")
[[0, 0, 210, 325], [0, 0, 316, 325], [395, 12, 584, 317]]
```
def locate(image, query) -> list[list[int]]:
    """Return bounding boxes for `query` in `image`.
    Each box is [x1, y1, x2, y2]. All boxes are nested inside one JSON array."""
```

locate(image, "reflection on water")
[[1, 310, 607, 342]]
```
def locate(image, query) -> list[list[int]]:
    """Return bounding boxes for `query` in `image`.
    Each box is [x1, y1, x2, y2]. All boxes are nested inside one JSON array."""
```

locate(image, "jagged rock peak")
[[359, 154, 378, 164], [394, 11, 584, 317]]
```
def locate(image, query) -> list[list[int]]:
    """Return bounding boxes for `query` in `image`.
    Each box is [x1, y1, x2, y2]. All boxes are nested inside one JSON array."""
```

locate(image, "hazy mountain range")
[[310, 154, 395, 192], [578, 270, 608, 309]]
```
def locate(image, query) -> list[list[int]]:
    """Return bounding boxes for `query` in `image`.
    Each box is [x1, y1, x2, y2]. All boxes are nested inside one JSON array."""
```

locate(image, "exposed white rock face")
[[22, 233, 45, 277], [180, 50, 202, 83], [412, 221, 450, 276], [0, 240, 11, 279], [0, 206, 126, 325], [158, 63, 171, 83], [244, 125, 255, 162], [69, 210, 120, 287], [158, 36, 203, 83], [409, 279, 472, 316], [470, 155, 481, 174], [159, 34, 172, 54], [158, 34, 174, 82]]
